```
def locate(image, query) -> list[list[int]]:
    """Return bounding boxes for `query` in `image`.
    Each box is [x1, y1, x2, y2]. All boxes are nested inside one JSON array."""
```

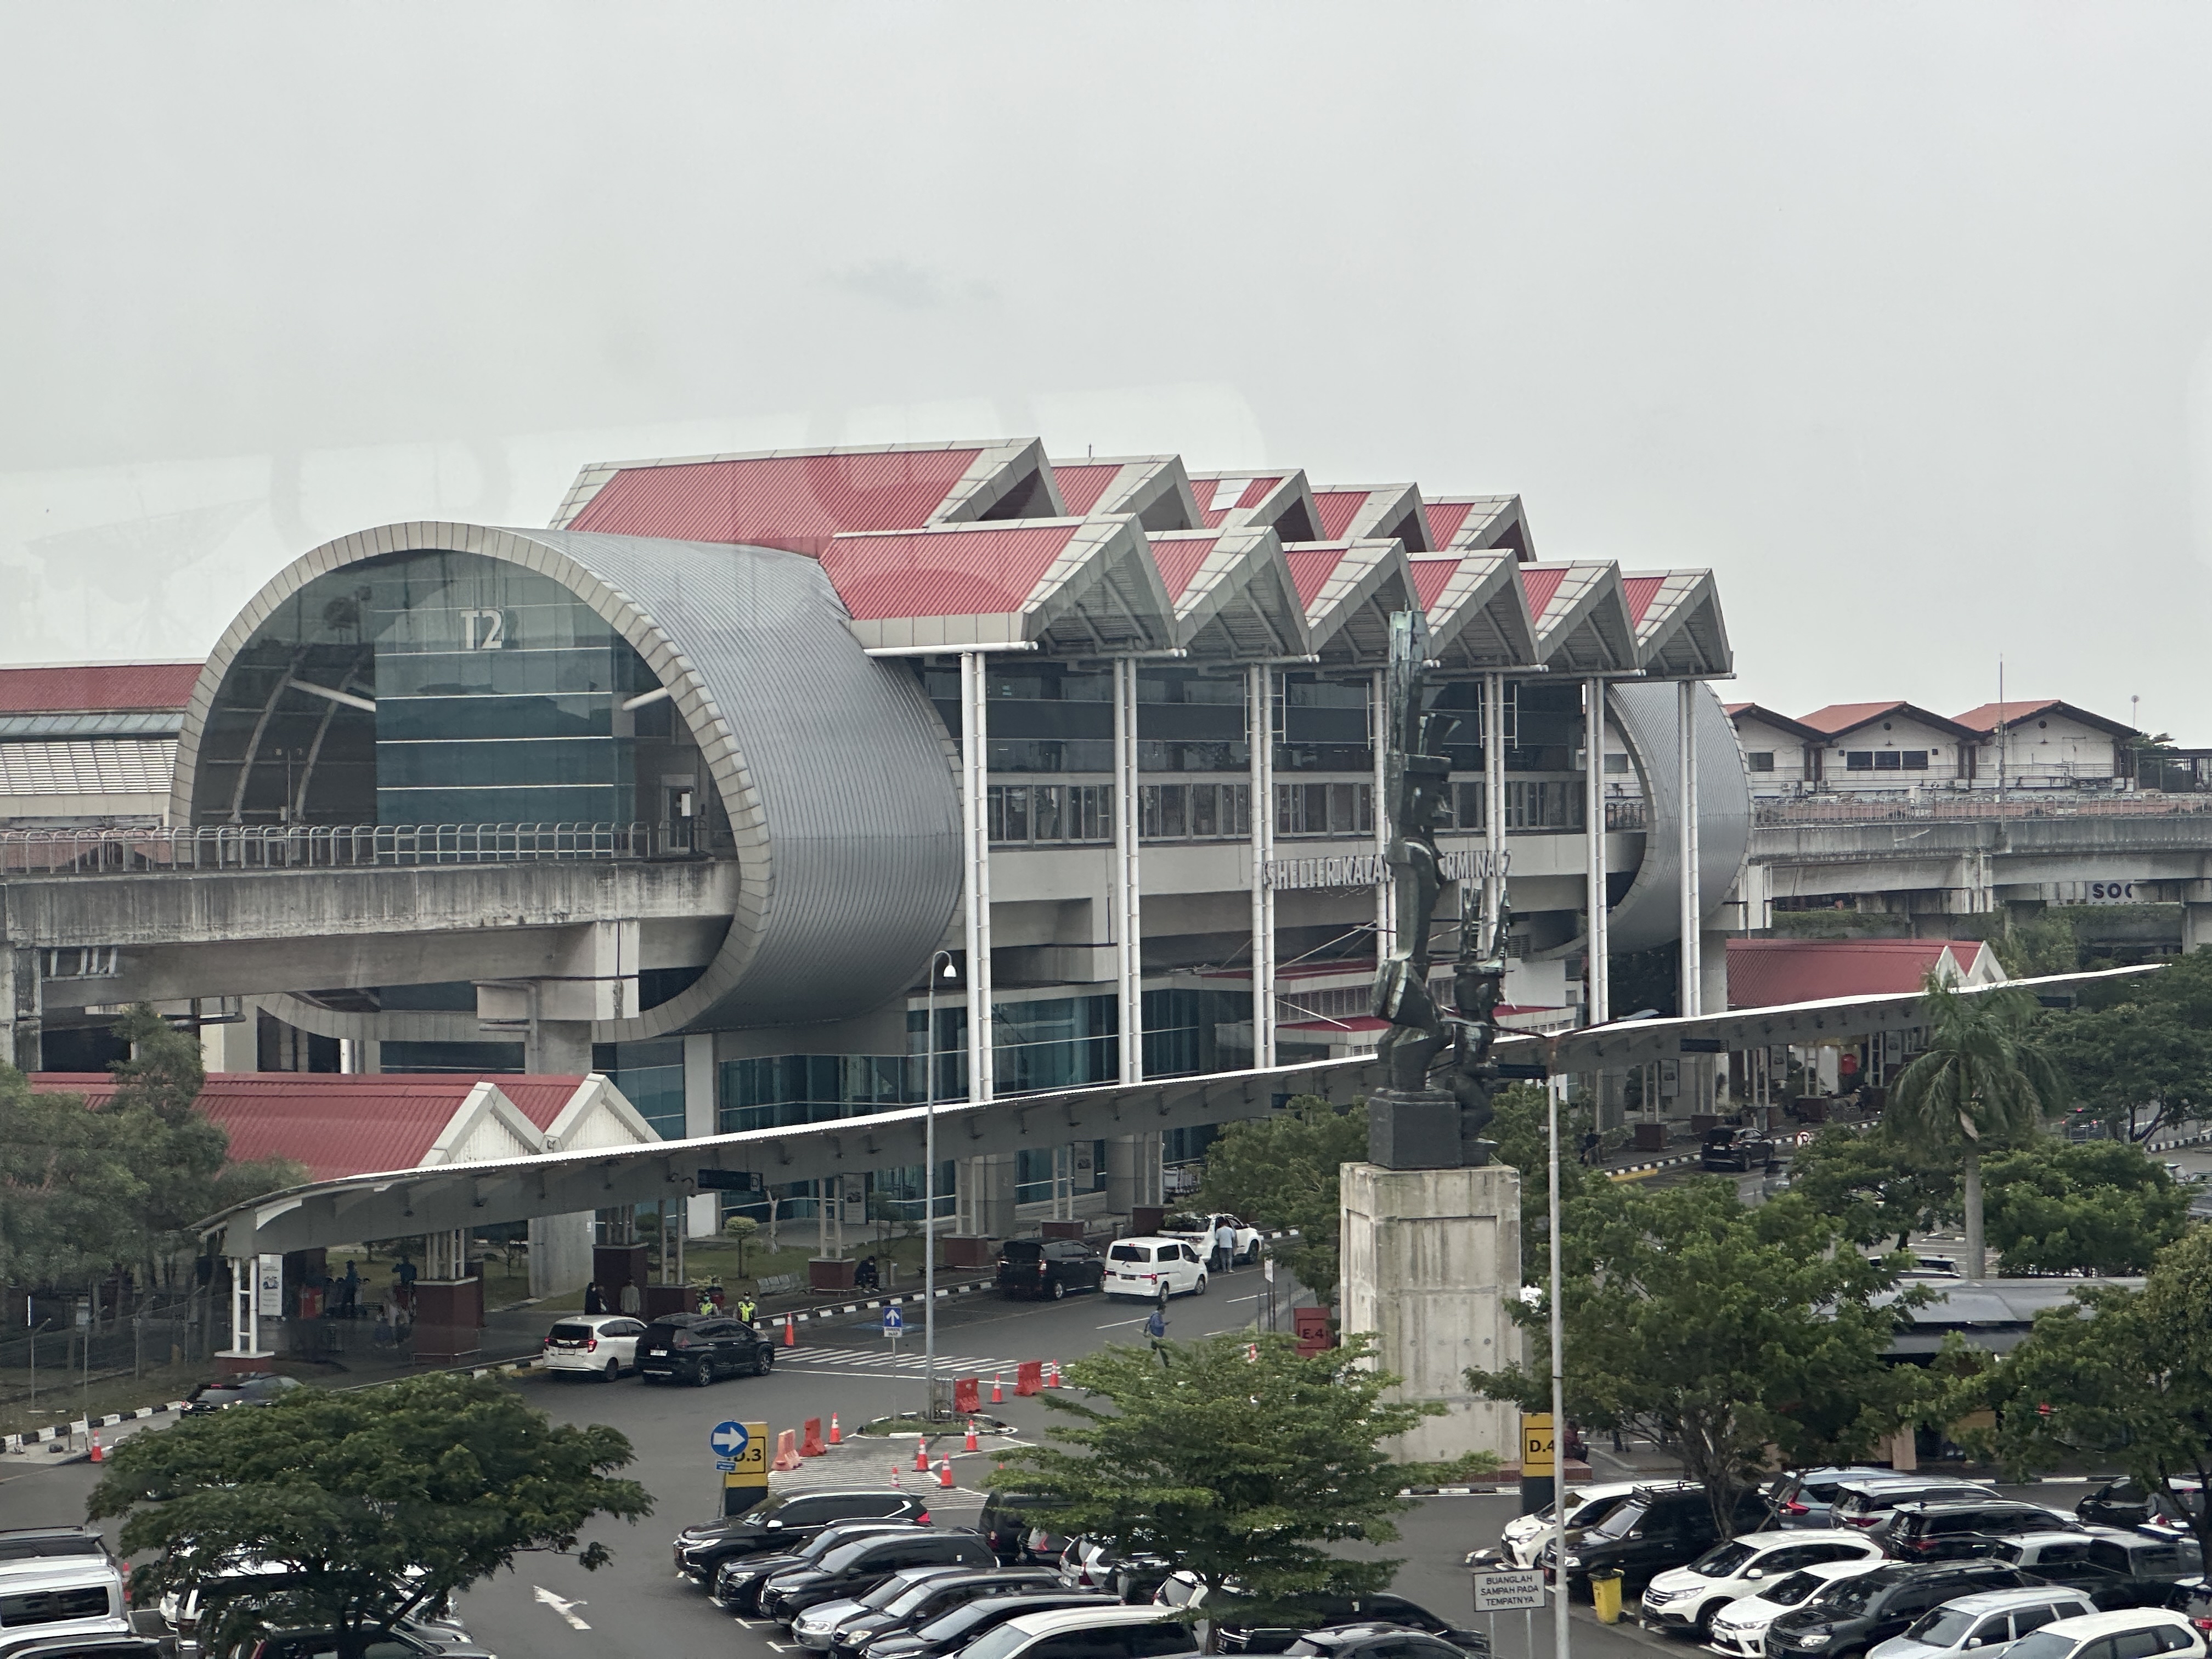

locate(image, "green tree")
[[1979, 1138, 2188, 1276], [1489, 1081, 1590, 1271], [1886, 978, 2067, 1278], [89, 1372, 651, 1659], [1789, 1122, 1959, 1250], [1468, 1181, 1922, 1541], [2040, 949, 2212, 1141], [1962, 1228, 2212, 1566], [1193, 1096, 1367, 1301], [991, 1333, 1491, 1641], [0, 1065, 146, 1289], [1984, 911, 2081, 979]]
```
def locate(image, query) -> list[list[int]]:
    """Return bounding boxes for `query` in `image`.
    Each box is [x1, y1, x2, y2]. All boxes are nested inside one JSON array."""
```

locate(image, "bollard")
[[937, 1458, 956, 1489], [829, 1412, 842, 1446]]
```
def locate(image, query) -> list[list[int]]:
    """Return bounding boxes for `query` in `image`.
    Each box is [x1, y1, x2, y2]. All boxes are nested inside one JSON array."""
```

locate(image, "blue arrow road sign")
[[709, 1420, 750, 1459], [883, 1307, 904, 1336]]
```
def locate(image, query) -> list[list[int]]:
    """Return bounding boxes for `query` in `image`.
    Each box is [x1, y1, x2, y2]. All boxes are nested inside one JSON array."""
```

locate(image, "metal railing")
[[0, 821, 673, 875], [1753, 793, 2212, 828]]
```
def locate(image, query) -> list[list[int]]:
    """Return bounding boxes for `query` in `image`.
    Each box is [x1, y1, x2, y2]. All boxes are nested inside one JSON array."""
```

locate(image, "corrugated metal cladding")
[[1150, 535, 1221, 600], [819, 525, 1079, 620], [0, 710, 182, 740], [1603, 681, 1752, 955], [1622, 575, 1664, 627], [1407, 558, 1459, 610], [1283, 546, 1350, 607], [1519, 565, 1568, 618], [566, 451, 981, 550], [523, 530, 961, 1028], [1051, 464, 1121, 516], [0, 737, 176, 794], [1424, 500, 1479, 546], [1312, 490, 1370, 540], [0, 662, 201, 714]]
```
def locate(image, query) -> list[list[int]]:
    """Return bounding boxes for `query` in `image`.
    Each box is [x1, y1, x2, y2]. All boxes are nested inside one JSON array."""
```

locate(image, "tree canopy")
[[88, 1372, 651, 1659], [1194, 1096, 1367, 1300], [991, 1333, 1489, 1632], [1468, 1180, 1922, 1538], [1788, 1122, 1960, 1250], [2039, 948, 2212, 1141], [1979, 1137, 2189, 1276]]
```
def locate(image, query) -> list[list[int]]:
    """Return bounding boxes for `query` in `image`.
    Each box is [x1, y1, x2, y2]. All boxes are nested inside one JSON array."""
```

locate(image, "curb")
[[1606, 1153, 1700, 1181], [2147, 1127, 2212, 1154], [3, 1401, 187, 1456]]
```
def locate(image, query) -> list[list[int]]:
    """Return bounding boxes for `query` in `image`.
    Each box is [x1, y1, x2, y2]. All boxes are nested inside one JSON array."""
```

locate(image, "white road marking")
[[1096, 1316, 1153, 1329], [533, 1584, 591, 1630]]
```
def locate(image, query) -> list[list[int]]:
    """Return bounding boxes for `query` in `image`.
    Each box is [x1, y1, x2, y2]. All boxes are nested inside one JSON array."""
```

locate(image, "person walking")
[[583, 1282, 606, 1316], [1145, 1302, 1169, 1368]]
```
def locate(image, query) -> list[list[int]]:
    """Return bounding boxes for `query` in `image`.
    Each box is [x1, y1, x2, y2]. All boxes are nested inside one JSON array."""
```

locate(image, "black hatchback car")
[[1702, 1125, 1779, 1172], [675, 1489, 934, 1586], [636, 1312, 775, 1386], [183, 1372, 306, 1414], [997, 1239, 1107, 1301], [1760, 1561, 2034, 1658], [1542, 1483, 1771, 1592]]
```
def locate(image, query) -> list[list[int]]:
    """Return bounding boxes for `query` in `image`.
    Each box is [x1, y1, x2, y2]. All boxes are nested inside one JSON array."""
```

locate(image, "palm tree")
[[1887, 974, 2068, 1278]]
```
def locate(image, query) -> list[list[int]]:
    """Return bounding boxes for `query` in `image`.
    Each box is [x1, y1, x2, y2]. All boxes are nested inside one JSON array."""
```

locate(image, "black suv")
[[828, 1568, 1060, 1656], [1760, 1561, 2034, 1657], [1542, 1484, 1771, 1592], [997, 1239, 1107, 1301], [715, 1521, 932, 1613], [1215, 1595, 1488, 1654], [981, 1492, 1074, 1564], [1829, 1480, 1998, 1533], [864, 1594, 1123, 1659], [759, 1531, 1001, 1621], [1702, 1125, 1779, 1172], [2078, 1479, 2205, 1534], [1883, 1501, 2078, 1559], [183, 1373, 305, 1413], [636, 1312, 775, 1386], [675, 1489, 933, 1586]]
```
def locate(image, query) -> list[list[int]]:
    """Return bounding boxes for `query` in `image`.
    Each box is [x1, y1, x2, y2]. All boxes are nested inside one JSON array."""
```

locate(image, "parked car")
[[1152, 1572, 1483, 1652], [1770, 1471, 1908, 1530], [2077, 1481, 2206, 1537], [1830, 1481, 2003, 1534], [997, 1239, 1107, 1301], [1160, 1212, 1263, 1267], [1995, 1610, 2208, 1659], [1709, 1560, 1892, 1658], [980, 1493, 1072, 1566], [1496, 1482, 1698, 1567], [635, 1311, 776, 1386], [1703, 1125, 1780, 1172], [759, 1532, 1000, 1622], [1639, 1528, 1887, 1636], [0, 1640, 162, 1658], [823, 1569, 1060, 1655], [1279, 1623, 1488, 1659], [539, 1313, 648, 1380], [1759, 1561, 2038, 1658], [941, 1604, 1193, 1659], [676, 1489, 932, 1587], [0, 1554, 132, 1657], [1865, 1587, 2097, 1659], [0, 1534, 109, 1567], [790, 1564, 985, 1649], [1882, 1502, 2081, 1560], [1539, 1482, 1773, 1592], [228, 1630, 496, 1658], [182, 1373, 304, 1414], [859, 1593, 1121, 1659], [713, 1522, 935, 1615], [1103, 1238, 1208, 1302], [1984, 1531, 2207, 1611]]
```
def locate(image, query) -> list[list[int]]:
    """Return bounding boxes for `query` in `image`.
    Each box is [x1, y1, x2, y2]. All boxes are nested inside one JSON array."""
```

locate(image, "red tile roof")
[[820, 524, 1080, 620], [567, 450, 980, 555], [1408, 557, 1460, 610], [1051, 464, 1121, 517], [1951, 699, 2136, 738], [1283, 546, 1350, 607], [1519, 566, 1567, 618], [1622, 575, 1664, 627], [0, 663, 201, 715], [1798, 701, 1978, 740], [1725, 939, 1994, 1009], [29, 1072, 589, 1183], [1312, 490, 1368, 541], [1150, 535, 1221, 601]]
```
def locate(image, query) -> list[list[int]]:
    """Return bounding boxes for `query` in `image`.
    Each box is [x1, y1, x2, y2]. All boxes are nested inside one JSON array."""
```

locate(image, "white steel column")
[[1248, 663, 1277, 1070], [1483, 673, 1508, 947], [960, 652, 995, 1103], [1372, 668, 1392, 963], [1677, 678, 1702, 1019], [1584, 677, 1610, 1025], [1114, 658, 1144, 1085]]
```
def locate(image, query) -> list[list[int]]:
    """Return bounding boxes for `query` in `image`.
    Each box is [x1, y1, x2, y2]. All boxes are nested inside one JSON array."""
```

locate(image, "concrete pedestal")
[[1339, 1161, 1522, 1465], [411, 1278, 483, 1365]]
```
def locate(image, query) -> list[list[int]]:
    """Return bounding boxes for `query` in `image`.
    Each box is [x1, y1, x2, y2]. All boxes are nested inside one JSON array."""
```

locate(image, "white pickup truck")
[[1160, 1211, 1262, 1266]]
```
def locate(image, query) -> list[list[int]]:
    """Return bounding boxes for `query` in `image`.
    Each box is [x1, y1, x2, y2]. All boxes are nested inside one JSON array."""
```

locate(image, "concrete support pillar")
[[682, 1032, 719, 1237], [1248, 663, 1277, 1068], [1701, 928, 1731, 1026], [1373, 667, 1393, 964], [957, 1154, 1017, 1240], [1104, 1133, 1163, 1214], [1114, 656, 1144, 1084], [528, 1213, 593, 1299], [960, 651, 995, 1103], [2183, 904, 2212, 955], [1483, 674, 1508, 952], [1677, 679, 1703, 1018], [4, 946, 42, 1073], [528, 1019, 592, 1075], [1584, 678, 1610, 1025]]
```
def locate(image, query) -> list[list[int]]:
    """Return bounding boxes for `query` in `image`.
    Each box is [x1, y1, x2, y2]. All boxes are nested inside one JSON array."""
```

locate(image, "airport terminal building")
[[3, 439, 1750, 1231]]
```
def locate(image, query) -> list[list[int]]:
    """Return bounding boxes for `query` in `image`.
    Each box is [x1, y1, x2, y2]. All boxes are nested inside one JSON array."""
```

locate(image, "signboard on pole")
[[883, 1307, 905, 1338], [719, 1419, 769, 1516], [1519, 1413, 1555, 1475], [1473, 1570, 1547, 1613]]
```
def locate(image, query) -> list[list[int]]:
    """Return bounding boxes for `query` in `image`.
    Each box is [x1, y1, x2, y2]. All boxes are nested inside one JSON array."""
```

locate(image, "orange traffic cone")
[[829, 1412, 842, 1446], [913, 1441, 930, 1471], [88, 1434, 102, 1464], [892, 1464, 903, 1488], [990, 1374, 1003, 1403], [964, 1419, 979, 1452], [937, 1458, 956, 1489], [1046, 1361, 1062, 1388], [783, 1318, 797, 1347]]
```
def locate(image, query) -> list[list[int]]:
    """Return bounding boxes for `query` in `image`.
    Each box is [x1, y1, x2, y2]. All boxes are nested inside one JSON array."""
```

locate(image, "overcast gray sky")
[[5, 3, 2209, 735]]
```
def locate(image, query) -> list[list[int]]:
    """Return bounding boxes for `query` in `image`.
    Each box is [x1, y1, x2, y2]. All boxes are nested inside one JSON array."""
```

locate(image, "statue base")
[[1369, 1089, 1485, 1169]]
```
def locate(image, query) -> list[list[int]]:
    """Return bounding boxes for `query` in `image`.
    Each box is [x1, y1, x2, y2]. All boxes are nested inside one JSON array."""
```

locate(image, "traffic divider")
[[800, 1417, 825, 1457], [1014, 1360, 1043, 1396], [772, 1430, 802, 1472], [954, 1376, 981, 1415]]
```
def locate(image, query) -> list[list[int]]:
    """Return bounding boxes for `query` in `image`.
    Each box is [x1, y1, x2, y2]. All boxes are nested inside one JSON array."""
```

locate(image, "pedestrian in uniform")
[[735, 1293, 759, 1324]]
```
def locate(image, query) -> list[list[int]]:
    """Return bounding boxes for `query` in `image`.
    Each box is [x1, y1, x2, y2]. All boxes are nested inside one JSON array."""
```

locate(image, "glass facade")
[[595, 1040, 685, 1139]]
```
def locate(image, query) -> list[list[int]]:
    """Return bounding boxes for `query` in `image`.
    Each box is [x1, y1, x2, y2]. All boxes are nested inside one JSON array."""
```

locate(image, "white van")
[[0, 1554, 133, 1655], [952, 1605, 1194, 1659], [1103, 1238, 1207, 1302]]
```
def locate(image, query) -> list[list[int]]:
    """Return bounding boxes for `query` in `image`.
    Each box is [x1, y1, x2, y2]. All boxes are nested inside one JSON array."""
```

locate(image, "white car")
[[1640, 1528, 1885, 1637], [1160, 1211, 1262, 1266], [1999, 1609, 2208, 1659], [1709, 1560, 1890, 1659], [1103, 1237, 1208, 1301], [539, 1313, 648, 1379], [787, 1565, 967, 1649], [1498, 1482, 1696, 1569], [1868, 1587, 2097, 1659]]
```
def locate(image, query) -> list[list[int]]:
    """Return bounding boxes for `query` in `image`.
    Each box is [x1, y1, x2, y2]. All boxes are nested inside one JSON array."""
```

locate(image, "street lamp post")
[[924, 950, 956, 1418]]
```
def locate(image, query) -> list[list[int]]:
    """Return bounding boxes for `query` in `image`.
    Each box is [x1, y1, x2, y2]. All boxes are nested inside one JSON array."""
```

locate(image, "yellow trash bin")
[[1590, 1570, 1624, 1625]]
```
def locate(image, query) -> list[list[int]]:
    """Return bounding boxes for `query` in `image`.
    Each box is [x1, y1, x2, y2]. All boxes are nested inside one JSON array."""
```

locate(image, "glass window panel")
[[1192, 783, 1218, 837]]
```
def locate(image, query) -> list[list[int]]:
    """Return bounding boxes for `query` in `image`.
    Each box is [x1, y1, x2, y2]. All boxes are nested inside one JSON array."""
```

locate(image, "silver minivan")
[[1869, 1587, 2096, 1659]]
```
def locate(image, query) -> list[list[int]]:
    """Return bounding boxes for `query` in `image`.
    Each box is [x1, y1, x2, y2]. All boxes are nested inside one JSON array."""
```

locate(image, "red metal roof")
[[1728, 703, 1826, 741], [1193, 476, 1282, 528], [567, 451, 981, 555], [1283, 546, 1350, 607], [1951, 699, 2136, 738], [1725, 939, 1993, 1009], [1518, 566, 1567, 618], [1425, 501, 1478, 546], [1408, 557, 1460, 610], [1150, 535, 1221, 601], [1312, 490, 1368, 541], [820, 525, 1080, 620], [30, 1072, 585, 1183], [0, 663, 201, 715], [1622, 575, 1664, 627], [1797, 701, 1979, 740], [1052, 464, 1121, 516]]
